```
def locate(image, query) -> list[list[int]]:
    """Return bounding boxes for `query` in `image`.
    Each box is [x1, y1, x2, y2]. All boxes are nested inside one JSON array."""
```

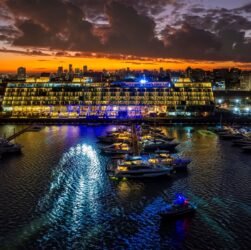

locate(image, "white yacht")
[[111, 156, 172, 179]]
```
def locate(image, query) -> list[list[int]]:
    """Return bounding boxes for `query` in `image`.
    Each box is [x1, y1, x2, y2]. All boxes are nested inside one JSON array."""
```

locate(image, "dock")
[[5, 125, 33, 141], [131, 125, 140, 156]]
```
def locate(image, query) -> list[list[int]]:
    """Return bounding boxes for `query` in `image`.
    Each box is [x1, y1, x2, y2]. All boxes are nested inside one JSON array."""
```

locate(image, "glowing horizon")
[[1, 52, 251, 74]]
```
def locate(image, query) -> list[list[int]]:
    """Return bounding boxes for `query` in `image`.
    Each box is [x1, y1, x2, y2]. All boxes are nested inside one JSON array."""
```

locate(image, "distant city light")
[[234, 107, 239, 112], [218, 99, 222, 104], [235, 99, 240, 104], [245, 107, 250, 112]]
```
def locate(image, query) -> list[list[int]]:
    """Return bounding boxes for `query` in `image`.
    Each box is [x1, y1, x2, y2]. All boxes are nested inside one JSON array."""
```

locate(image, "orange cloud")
[[1, 51, 251, 73]]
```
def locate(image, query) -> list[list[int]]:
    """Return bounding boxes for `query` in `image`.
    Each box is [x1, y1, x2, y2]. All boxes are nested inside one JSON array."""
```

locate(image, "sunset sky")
[[0, 0, 251, 72]]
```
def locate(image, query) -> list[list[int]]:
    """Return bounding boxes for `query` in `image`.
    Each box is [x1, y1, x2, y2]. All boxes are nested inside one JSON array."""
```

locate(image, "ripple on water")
[[0, 125, 251, 249]]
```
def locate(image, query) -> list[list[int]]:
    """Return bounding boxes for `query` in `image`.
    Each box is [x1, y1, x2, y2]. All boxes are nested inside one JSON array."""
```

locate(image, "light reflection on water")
[[0, 125, 251, 249]]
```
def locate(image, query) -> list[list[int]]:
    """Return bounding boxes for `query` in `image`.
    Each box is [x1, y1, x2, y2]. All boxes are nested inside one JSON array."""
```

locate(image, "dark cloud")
[[163, 23, 222, 60], [6, 0, 103, 51], [236, 3, 251, 13], [104, 2, 165, 57], [0, 48, 50, 56], [1, 0, 251, 62], [54, 51, 71, 57], [0, 25, 19, 42], [13, 20, 56, 47]]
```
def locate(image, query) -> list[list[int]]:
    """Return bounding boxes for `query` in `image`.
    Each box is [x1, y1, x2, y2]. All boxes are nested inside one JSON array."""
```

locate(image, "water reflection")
[[37, 143, 109, 247], [0, 125, 251, 249]]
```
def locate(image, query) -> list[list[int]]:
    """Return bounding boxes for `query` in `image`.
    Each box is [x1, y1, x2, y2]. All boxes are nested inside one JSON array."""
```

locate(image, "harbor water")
[[0, 125, 250, 249]]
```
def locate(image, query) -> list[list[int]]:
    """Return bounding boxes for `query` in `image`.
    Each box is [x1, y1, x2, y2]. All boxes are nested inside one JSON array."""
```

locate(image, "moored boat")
[[242, 146, 251, 153], [148, 150, 191, 170], [109, 156, 172, 179], [142, 139, 179, 152], [0, 138, 22, 155], [100, 142, 132, 155]]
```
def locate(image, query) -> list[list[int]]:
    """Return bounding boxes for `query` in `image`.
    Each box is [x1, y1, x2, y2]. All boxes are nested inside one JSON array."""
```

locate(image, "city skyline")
[[1, 0, 251, 72]]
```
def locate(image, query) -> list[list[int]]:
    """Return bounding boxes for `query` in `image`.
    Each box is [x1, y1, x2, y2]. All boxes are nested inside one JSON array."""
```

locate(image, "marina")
[[0, 124, 250, 249], [0, 0, 251, 248]]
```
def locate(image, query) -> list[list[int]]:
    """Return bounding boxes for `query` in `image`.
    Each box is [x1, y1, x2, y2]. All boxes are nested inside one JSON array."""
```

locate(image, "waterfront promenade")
[[1, 116, 251, 125]]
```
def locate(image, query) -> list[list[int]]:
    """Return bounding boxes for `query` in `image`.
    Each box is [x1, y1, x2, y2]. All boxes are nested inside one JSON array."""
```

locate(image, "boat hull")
[[160, 207, 196, 220], [143, 143, 179, 152], [115, 169, 171, 179]]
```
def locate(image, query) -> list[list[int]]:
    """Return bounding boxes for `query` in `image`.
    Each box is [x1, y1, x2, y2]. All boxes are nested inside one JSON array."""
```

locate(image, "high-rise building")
[[83, 65, 88, 74], [3, 78, 215, 118], [57, 66, 63, 76], [75, 68, 80, 74], [186, 67, 192, 78], [228, 67, 241, 88], [69, 64, 73, 74], [240, 71, 251, 90], [213, 68, 229, 81], [191, 68, 205, 82], [17, 67, 26, 79]]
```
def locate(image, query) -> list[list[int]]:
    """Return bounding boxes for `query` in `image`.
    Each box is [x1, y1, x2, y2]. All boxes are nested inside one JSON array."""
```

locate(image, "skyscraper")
[[17, 67, 26, 79], [75, 68, 80, 74], [83, 65, 88, 74], [240, 71, 251, 90], [57, 66, 63, 77], [69, 64, 73, 74]]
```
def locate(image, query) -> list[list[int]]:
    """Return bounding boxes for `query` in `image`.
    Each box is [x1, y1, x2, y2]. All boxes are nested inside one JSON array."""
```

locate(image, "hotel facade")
[[2, 78, 215, 118]]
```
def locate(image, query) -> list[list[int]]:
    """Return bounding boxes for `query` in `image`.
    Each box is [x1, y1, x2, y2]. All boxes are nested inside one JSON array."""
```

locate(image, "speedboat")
[[242, 146, 251, 153], [98, 131, 131, 143], [141, 133, 174, 142], [159, 194, 196, 219], [100, 143, 132, 155], [142, 139, 179, 152], [208, 126, 231, 134], [219, 132, 244, 140], [0, 138, 22, 154], [106, 127, 130, 135], [232, 139, 251, 147], [111, 156, 172, 179], [148, 151, 191, 170]]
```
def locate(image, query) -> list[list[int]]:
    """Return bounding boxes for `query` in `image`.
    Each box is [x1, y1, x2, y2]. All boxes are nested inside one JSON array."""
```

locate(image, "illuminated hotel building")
[[2, 77, 214, 118]]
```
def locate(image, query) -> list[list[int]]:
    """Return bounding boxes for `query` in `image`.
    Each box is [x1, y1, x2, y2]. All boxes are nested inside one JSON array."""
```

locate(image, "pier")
[[5, 125, 33, 141], [131, 125, 140, 156]]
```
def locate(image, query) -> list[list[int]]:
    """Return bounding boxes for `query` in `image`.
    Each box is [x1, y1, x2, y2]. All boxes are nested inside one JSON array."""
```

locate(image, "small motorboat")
[[148, 151, 191, 170], [97, 131, 131, 143], [100, 143, 132, 155], [142, 139, 179, 152], [232, 139, 251, 147], [208, 126, 230, 134], [0, 138, 22, 154], [159, 193, 196, 219], [242, 146, 251, 153], [219, 132, 244, 140], [106, 127, 130, 135]]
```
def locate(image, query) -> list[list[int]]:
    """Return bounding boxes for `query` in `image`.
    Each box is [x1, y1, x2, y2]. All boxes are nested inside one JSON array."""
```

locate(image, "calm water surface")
[[0, 125, 250, 250]]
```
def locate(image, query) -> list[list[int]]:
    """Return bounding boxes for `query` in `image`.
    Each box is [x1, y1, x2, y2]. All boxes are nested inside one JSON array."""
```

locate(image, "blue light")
[[173, 193, 187, 205], [140, 79, 147, 84]]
